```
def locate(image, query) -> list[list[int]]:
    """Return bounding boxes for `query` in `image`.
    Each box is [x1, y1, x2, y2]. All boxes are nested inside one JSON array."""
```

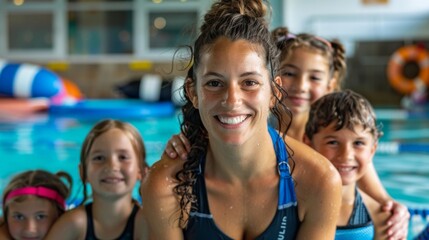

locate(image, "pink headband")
[[276, 33, 332, 50], [314, 36, 332, 49], [4, 186, 66, 210]]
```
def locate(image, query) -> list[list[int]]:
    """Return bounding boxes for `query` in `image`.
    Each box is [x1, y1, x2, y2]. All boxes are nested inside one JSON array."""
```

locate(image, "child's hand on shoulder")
[[164, 133, 190, 160]]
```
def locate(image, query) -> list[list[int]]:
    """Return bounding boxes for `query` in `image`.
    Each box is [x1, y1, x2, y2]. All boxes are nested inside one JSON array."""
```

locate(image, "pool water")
[[374, 117, 429, 209], [0, 113, 181, 205], [0, 110, 428, 238]]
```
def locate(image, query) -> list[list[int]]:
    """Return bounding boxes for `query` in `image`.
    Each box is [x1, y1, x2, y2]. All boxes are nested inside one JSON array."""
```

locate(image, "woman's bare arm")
[[288, 137, 342, 239], [141, 157, 184, 240], [45, 207, 87, 240]]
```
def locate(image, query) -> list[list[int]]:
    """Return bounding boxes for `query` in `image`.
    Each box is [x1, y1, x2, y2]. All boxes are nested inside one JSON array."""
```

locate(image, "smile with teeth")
[[217, 115, 249, 125], [101, 177, 124, 183], [336, 166, 356, 172]]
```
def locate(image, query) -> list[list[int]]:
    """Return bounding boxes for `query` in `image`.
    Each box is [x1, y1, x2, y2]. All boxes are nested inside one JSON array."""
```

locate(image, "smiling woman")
[[141, 0, 342, 239]]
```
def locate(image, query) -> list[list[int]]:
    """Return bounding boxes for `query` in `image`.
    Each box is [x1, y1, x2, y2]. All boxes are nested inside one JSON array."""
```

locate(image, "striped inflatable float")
[[115, 74, 185, 107], [0, 61, 62, 98]]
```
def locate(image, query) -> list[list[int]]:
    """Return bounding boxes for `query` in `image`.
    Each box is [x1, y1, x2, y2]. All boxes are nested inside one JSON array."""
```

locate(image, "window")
[[8, 12, 53, 50], [148, 11, 197, 49], [68, 10, 133, 55], [146, 0, 199, 2], [7, 0, 53, 3], [68, 0, 132, 2], [0, 0, 209, 61]]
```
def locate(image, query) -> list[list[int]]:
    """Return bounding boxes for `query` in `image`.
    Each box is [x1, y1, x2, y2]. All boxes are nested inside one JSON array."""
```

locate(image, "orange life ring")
[[387, 45, 429, 95]]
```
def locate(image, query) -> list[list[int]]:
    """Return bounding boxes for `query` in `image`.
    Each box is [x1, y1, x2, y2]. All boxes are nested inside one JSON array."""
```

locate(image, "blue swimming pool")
[[0, 109, 428, 239], [0, 113, 181, 205], [374, 114, 429, 210]]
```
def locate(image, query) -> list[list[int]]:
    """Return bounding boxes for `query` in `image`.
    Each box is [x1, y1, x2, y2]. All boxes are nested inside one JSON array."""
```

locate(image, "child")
[[271, 27, 347, 139], [0, 170, 72, 240], [45, 119, 148, 240], [304, 90, 395, 239]]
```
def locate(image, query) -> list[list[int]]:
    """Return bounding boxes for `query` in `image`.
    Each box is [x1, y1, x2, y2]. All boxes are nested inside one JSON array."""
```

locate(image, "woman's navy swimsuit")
[[183, 126, 300, 239]]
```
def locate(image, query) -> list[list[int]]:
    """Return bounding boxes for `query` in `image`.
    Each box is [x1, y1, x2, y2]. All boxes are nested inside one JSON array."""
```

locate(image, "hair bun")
[[201, 0, 269, 33]]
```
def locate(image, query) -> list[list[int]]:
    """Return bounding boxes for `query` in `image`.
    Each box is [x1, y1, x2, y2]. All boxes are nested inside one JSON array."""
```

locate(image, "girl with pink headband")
[[0, 170, 72, 240]]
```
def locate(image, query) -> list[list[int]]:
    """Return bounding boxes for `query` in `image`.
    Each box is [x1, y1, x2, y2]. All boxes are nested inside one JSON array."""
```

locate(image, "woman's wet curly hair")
[[173, 0, 292, 228]]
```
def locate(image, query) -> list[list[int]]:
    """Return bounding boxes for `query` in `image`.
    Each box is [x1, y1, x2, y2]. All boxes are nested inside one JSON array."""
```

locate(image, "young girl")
[[164, 27, 409, 239], [0, 170, 72, 240], [142, 0, 343, 239], [45, 119, 147, 240], [271, 27, 347, 139], [304, 90, 393, 239]]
